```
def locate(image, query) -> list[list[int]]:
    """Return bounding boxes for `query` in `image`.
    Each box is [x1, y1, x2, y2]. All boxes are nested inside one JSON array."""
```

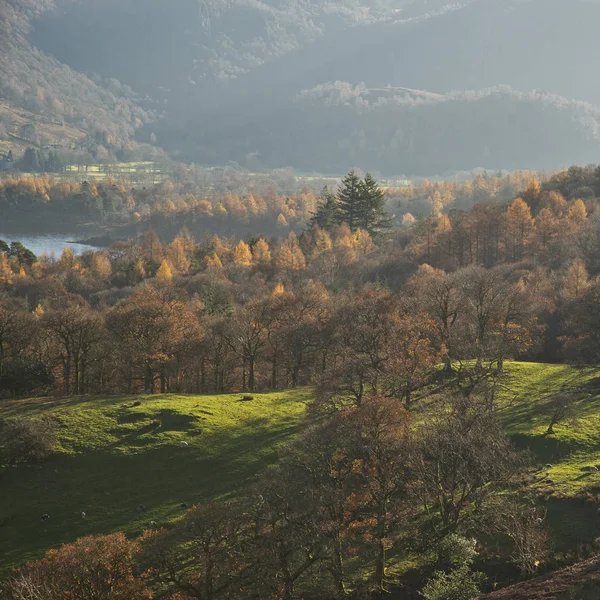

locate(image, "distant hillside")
[[5, 0, 600, 174], [0, 0, 158, 161], [158, 84, 600, 176], [0, 100, 87, 157]]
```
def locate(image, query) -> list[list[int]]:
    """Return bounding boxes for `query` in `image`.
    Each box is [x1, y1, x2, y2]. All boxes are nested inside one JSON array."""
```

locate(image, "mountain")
[[0, 0, 158, 162], [3, 0, 600, 174]]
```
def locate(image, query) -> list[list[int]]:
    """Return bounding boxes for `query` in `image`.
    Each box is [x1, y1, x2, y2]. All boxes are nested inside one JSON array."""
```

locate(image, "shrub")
[[422, 535, 483, 600], [0, 417, 58, 465], [2, 534, 151, 600], [435, 534, 478, 572], [421, 566, 483, 600]]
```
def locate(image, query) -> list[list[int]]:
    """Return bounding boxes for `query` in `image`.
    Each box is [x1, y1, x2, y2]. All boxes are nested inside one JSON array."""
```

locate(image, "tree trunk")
[[330, 534, 347, 598], [74, 351, 80, 395], [144, 362, 153, 394], [200, 358, 206, 394], [80, 358, 86, 395], [242, 355, 247, 392], [64, 347, 71, 396], [374, 508, 387, 591], [249, 355, 255, 393], [271, 354, 277, 390]]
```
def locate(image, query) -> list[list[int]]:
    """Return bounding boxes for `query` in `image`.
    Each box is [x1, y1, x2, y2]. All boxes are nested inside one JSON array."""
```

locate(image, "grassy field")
[[491, 362, 600, 551], [3, 363, 600, 572], [0, 390, 310, 570]]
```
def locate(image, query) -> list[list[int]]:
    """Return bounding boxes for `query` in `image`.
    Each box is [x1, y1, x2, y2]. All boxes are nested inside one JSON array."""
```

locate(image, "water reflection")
[[0, 234, 98, 257]]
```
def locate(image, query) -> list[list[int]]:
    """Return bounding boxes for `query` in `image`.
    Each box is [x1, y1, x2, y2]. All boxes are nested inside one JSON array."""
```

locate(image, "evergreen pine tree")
[[358, 172, 391, 236], [337, 170, 362, 232], [309, 186, 340, 231], [21, 147, 39, 172]]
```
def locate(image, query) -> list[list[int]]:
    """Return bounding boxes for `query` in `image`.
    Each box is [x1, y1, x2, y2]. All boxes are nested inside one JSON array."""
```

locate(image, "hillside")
[[492, 363, 600, 551], [0, 0, 158, 162], [480, 554, 600, 599], [0, 390, 310, 569], [22, 0, 600, 175], [4, 363, 600, 578], [0, 100, 87, 158]]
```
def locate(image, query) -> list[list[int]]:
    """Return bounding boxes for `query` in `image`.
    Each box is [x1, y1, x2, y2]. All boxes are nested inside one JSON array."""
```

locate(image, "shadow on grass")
[[510, 433, 573, 463], [545, 496, 600, 551], [0, 417, 302, 571]]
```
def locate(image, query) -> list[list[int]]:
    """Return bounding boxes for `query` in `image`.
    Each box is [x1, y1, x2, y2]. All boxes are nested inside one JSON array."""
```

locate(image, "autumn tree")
[[167, 237, 191, 274], [406, 265, 460, 372], [252, 238, 272, 266], [505, 198, 533, 262], [42, 297, 104, 395], [233, 240, 252, 267], [107, 286, 198, 393], [383, 311, 441, 409], [224, 300, 269, 392], [417, 396, 522, 533], [141, 502, 250, 600], [274, 235, 306, 272], [315, 290, 398, 410], [4, 534, 150, 600], [156, 259, 173, 281]]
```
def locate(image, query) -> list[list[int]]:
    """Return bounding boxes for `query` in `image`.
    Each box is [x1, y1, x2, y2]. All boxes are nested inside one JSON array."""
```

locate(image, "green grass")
[[492, 362, 600, 550], [0, 390, 310, 570], [3, 363, 600, 572], [496, 363, 600, 492]]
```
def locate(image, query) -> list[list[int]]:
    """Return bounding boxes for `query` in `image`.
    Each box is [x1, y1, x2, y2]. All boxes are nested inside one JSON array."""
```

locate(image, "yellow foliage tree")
[[59, 246, 77, 270], [311, 226, 333, 259], [563, 259, 589, 300], [167, 238, 191, 274], [567, 199, 588, 225], [277, 213, 289, 229], [274, 235, 306, 271], [32, 303, 45, 319], [156, 259, 173, 281], [273, 281, 285, 296], [506, 198, 533, 261], [354, 229, 374, 256], [90, 252, 112, 280], [134, 259, 147, 281], [233, 241, 253, 267], [252, 238, 272, 265], [204, 253, 223, 269]]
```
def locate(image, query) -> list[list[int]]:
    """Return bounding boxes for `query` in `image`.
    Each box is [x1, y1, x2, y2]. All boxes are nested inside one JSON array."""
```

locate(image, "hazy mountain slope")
[[14, 0, 600, 174], [159, 84, 600, 176], [32, 0, 476, 94], [0, 0, 155, 158]]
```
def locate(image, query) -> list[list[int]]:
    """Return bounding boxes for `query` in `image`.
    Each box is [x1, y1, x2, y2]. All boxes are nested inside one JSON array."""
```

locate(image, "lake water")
[[0, 233, 98, 257]]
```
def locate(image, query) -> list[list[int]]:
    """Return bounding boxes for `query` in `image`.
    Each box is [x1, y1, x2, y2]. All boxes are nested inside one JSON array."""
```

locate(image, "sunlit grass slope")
[[495, 362, 600, 549], [0, 391, 309, 570]]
